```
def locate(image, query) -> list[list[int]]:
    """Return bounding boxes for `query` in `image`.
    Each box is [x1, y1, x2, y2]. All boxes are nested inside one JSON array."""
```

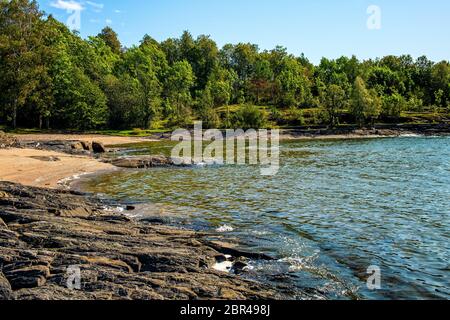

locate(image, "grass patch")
[[399, 111, 448, 124], [93, 129, 171, 137]]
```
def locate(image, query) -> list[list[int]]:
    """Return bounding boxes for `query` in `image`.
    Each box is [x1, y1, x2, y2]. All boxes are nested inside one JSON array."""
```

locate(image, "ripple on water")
[[81, 137, 450, 299]]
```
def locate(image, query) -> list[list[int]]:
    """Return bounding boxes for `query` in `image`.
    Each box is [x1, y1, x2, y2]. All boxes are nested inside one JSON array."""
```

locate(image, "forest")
[[1, 0, 449, 131]]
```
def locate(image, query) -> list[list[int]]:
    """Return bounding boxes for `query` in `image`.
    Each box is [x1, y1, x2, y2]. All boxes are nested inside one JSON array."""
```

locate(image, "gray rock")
[[0, 272, 13, 300], [108, 155, 175, 169], [0, 181, 286, 300]]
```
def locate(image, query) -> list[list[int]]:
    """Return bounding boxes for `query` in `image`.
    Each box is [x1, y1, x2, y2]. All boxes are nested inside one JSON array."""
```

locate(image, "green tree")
[[205, 66, 237, 107], [350, 77, 381, 126], [103, 74, 142, 129], [249, 58, 274, 104], [164, 60, 195, 126], [367, 66, 405, 95], [98, 26, 122, 55], [43, 17, 107, 129], [87, 36, 119, 76], [118, 47, 163, 128], [382, 93, 406, 119], [275, 57, 311, 108], [233, 105, 267, 129], [431, 61, 450, 108], [195, 89, 221, 129], [321, 84, 347, 127], [0, 0, 48, 128]]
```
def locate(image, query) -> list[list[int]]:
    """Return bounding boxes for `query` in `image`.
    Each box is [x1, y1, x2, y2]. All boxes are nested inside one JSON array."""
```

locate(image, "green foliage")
[[285, 107, 305, 126], [232, 105, 267, 129], [407, 96, 424, 113], [274, 57, 311, 108], [57, 67, 108, 129], [0, 1, 448, 131], [321, 84, 348, 127], [103, 74, 142, 129], [367, 66, 404, 95], [351, 77, 382, 126], [98, 27, 122, 55], [382, 93, 407, 119], [164, 60, 195, 126], [0, 0, 49, 128]]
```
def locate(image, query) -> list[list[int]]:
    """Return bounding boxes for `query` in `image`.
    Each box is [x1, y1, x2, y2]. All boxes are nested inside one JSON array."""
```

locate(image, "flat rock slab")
[[105, 156, 176, 169], [0, 182, 289, 300]]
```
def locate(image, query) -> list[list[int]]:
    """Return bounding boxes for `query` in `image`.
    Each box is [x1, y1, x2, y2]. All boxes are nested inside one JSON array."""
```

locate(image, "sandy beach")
[[14, 133, 152, 146], [0, 134, 154, 188], [0, 148, 115, 188]]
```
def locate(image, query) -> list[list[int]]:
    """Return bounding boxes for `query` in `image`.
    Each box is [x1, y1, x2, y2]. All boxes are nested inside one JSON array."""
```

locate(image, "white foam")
[[57, 172, 92, 189], [399, 133, 423, 138], [213, 260, 233, 273], [215, 225, 234, 233]]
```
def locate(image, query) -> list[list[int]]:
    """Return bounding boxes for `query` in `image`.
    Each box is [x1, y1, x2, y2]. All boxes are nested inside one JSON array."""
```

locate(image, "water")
[[81, 137, 450, 300]]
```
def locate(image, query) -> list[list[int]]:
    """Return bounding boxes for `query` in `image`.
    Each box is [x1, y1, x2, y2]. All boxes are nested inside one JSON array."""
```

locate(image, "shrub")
[[382, 93, 407, 119], [232, 105, 267, 129]]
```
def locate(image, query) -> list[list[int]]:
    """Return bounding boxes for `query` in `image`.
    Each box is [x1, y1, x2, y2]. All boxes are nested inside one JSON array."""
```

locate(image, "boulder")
[[92, 141, 107, 153], [0, 272, 13, 300], [231, 257, 250, 275], [80, 141, 93, 151]]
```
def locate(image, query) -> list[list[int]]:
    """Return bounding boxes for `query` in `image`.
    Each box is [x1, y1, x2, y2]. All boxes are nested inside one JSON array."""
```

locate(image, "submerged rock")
[[0, 182, 285, 300]]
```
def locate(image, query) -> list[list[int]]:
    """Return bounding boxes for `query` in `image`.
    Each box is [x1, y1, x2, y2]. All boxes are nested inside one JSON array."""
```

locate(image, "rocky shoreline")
[[1, 127, 449, 300], [279, 123, 450, 139], [0, 181, 291, 300]]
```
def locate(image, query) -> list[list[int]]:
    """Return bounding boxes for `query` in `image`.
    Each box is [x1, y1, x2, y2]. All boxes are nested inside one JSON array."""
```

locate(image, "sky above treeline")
[[37, 0, 450, 64]]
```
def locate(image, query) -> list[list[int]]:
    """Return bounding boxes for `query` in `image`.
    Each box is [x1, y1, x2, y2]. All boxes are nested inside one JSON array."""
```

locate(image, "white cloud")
[[86, 1, 104, 12], [105, 19, 113, 25], [50, 0, 84, 11], [114, 10, 121, 14]]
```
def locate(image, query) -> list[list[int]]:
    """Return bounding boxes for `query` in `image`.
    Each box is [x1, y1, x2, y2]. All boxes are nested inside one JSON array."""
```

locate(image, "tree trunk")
[[12, 104, 17, 129], [46, 118, 50, 130], [39, 115, 43, 129]]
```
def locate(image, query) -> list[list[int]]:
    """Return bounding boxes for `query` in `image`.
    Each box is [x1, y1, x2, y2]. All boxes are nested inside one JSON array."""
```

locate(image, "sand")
[[0, 148, 115, 188], [14, 134, 152, 146]]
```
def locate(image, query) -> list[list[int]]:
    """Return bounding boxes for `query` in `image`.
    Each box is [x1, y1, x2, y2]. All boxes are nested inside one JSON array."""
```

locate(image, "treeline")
[[1, 0, 449, 130]]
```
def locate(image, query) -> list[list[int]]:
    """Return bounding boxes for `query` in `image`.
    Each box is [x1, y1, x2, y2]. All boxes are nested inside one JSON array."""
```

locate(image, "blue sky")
[[37, 0, 450, 64]]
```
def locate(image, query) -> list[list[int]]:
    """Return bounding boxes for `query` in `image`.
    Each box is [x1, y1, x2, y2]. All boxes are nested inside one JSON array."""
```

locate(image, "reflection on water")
[[82, 137, 450, 300]]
